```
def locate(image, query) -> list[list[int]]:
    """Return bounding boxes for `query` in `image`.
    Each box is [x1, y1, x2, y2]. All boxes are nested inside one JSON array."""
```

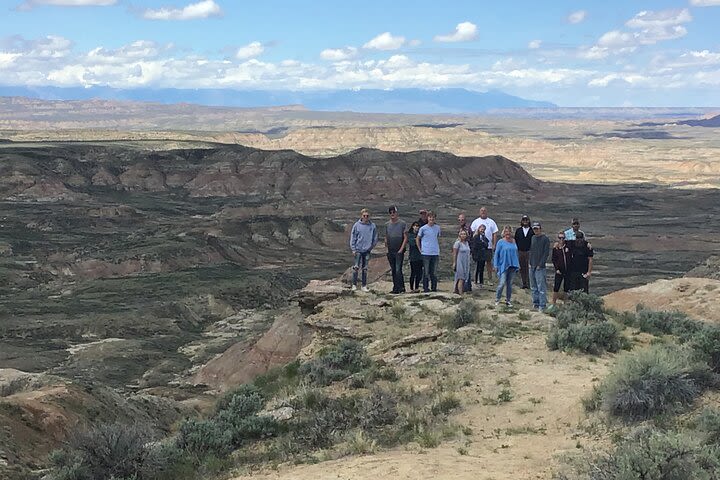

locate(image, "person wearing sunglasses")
[[350, 208, 378, 292], [550, 231, 570, 309]]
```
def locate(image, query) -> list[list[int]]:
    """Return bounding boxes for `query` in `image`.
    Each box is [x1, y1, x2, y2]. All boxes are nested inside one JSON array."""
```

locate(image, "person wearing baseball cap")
[[514, 214, 534, 289], [418, 209, 429, 226], [528, 221, 550, 312]]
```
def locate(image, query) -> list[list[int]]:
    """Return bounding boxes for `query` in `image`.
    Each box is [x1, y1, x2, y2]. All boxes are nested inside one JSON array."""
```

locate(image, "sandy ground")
[[230, 282, 611, 480]]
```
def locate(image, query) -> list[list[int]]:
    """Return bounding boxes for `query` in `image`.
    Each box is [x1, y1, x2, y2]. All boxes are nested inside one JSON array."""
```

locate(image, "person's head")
[[426, 211, 436, 225], [532, 221, 542, 234], [521, 214, 530, 226], [557, 231, 566, 244], [419, 209, 428, 220], [478, 224, 486, 234], [410, 221, 420, 233], [571, 217, 580, 232], [458, 213, 466, 225], [502, 225, 512, 240], [479, 207, 488, 219], [575, 230, 585, 244], [388, 205, 398, 220], [360, 208, 370, 223], [459, 229, 468, 241]]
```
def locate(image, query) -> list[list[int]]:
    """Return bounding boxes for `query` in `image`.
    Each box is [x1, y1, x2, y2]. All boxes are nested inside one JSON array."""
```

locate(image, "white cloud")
[[689, 0, 720, 6], [567, 10, 587, 24], [363, 32, 406, 50], [434, 22, 478, 42], [0, 52, 22, 67], [320, 47, 358, 61], [142, 0, 221, 20], [588, 73, 648, 87], [528, 40, 542, 49], [17, 0, 115, 9], [236, 41, 264, 60], [582, 8, 692, 60]]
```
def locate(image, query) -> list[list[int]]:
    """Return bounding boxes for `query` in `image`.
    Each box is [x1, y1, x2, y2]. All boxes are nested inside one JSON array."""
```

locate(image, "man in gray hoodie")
[[350, 208, 379, 292], [529, 221, 551, 312]]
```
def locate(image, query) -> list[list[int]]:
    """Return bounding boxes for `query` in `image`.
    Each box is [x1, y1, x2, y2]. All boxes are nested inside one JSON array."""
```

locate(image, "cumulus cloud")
[[363, 32, 406, 50], [236, 41, 264, 60], [528, 40, 542, 49], [582, 8, 692, 59], [689, 0, 720, 5], [588, 73, 648, 87], [142, 0, 221, 20], [16, 0, 115, 9], [320, 47, 358, 61], [567, 10, 587, 24], [434, 22, 478, 42]]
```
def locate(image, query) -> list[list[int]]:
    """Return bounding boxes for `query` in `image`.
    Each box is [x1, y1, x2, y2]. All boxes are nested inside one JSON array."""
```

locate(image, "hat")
[[419, 209, 428, 214], [521, 214, 530, 220], [532, 221, 541, 228], [388, 206, 397, 213]]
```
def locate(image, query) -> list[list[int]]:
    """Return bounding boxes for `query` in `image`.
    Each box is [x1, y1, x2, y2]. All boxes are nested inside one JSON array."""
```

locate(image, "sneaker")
[[351, 285, 357, 292], [506, 301, 513, 308], [494, 300, 500, 307], [361, 286, 370, 293], [537, 307, 544, 313]]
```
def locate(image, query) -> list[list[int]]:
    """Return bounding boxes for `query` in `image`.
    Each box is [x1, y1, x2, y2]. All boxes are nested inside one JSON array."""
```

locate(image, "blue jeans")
[[496, 268, 516, 303], [422, 255, 439, 292], [352, 251, 371, 286], [530, 267, 547, 309]]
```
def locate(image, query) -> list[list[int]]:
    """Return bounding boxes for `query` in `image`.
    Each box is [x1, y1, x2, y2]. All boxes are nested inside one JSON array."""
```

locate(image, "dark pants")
[[474, 259, 486, 285], [409, 260, 423, 290], [553, 272, 569, 293], [518, 250, 530, 288], [387, 251, 406, 293], [568, 271, 589, 293], [422, 255, 439, 292]]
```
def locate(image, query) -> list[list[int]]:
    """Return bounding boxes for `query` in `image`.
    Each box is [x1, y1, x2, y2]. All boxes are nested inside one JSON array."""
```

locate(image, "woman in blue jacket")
[[493, 225, 520, 307]]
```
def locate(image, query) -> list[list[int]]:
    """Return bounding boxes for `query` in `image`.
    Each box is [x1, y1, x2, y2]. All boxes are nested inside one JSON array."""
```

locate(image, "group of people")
[[349, 206, 594, 312]]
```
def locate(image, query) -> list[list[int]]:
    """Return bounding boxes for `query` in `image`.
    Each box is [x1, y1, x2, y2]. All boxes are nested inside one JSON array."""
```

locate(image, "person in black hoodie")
[[471, 223, 489, 287], [551, 231, 570, 307], [514, 215, 534, 289], [567, 232, 594, 293]]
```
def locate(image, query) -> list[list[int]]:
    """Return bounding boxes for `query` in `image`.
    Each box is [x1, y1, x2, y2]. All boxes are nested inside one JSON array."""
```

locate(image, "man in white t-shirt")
[[470, 207, 498, 285]]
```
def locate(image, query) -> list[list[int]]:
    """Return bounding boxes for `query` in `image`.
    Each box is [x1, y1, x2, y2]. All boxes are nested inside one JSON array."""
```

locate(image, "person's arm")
[[585, 251, 593, 277], [398, 231, 408, 253], [493, 242, 499, 270], [350, 224, 357, 254], [371, 224, 379, 250], [416, 229, 423, 252], [492, 231, 498, 249], [452, 244, 459, 271]]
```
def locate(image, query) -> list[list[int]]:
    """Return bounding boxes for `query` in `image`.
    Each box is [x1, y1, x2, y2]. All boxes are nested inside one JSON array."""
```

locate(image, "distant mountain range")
[[0, 86, 555, 114]]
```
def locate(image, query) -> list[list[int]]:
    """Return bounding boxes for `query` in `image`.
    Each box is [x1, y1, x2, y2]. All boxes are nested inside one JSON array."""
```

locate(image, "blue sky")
[[1, 0, 720, 106]]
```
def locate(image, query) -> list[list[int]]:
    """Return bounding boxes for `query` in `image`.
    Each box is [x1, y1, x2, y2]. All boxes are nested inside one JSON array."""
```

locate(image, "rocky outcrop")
[[603, 277, 720, 323], [192, 310, 311, 391], [686, 256, 720, 280]]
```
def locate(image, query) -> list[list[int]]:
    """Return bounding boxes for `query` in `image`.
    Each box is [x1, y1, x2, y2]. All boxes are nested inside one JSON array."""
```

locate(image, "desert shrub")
[[288, 395, 354, 449], [694, 408, 720, 445], [356, 388, 398, 431], [568, 427, 720, 480], [343, 430, 378, 455], [348, 364, 398, 389], [177, 419, 234, 458], [299, 340, 372, 386], [687, 325, 720, 373], [450, 299, 478, 329], [215, 384, 265, 417], [547, 292, 627, 354], [250, 361, 301, 396], [430, 393, 461, 416], [631, 307, 702, 337], [593, 344, 716, 421], [47, 423, 164, 480]]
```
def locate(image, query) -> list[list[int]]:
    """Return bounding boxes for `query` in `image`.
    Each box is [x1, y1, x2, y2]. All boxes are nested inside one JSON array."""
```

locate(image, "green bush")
[[573, 428, 720, 480], [630, 307, 702, 337], [547, 293, 627, 354], [356, 388, 398, 431], [177, 419, 234, 458], [695, 408, 720, 445], [299, 340, 372, 386], [47, 423, 164, 480], [592, 344, 716, 421], [289, 395, 354, 449], [687, 325, 720, 373], [450, 299, 478, 329]]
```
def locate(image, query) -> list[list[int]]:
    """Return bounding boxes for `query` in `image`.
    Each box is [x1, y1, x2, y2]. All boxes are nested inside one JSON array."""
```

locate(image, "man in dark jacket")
[[514, 215, 534, 289], [528, 221, 550, 312]]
